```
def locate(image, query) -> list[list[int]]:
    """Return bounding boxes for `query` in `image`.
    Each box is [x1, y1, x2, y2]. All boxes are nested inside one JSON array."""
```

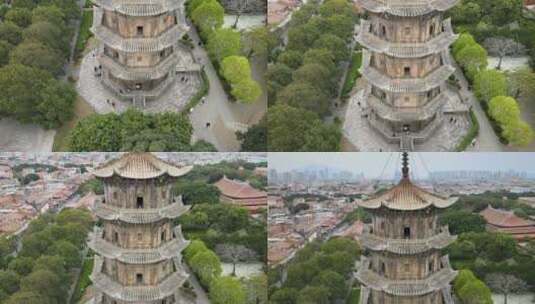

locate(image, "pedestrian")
[[206, 122, 211, 127]]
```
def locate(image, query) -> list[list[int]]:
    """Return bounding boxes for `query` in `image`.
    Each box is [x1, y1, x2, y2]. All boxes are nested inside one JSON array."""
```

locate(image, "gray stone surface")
[[78, 49, 200, 114], [0, 118, 55, 152], [343, 89, 470, 152]]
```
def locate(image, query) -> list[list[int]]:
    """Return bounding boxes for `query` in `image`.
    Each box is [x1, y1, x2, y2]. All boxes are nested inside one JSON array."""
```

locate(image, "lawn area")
[[346, 288, 360, 304], [75, 9, 93, 60], [71, 255, 94, 304], [53, 96, 95, 151], [341, 51, 362, 100]]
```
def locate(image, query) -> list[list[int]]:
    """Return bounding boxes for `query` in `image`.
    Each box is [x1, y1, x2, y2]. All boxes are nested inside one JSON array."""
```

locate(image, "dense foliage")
[[67, 109, 216, 152], [237, 116, 267, 152], [269, 237, 360, 304], [0, 0, 79, 128], [266, 0, 359, 151], [0, 208, 93, 304]]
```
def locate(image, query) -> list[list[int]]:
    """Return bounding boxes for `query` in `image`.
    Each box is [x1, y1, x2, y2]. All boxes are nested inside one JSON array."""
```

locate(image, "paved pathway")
[[183, 264, 210, 304], [187, 24, 266, 151], [0, 118, 56, 152], [451, 61, 505, 151]]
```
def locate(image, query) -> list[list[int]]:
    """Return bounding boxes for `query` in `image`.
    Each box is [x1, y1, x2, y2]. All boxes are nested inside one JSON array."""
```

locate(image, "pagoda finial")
[[402, 152, 409, 179]]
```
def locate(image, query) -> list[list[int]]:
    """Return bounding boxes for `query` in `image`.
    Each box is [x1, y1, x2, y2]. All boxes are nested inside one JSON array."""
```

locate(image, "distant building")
[[214, 176, 267, 213], [480, 205, 535, 240]]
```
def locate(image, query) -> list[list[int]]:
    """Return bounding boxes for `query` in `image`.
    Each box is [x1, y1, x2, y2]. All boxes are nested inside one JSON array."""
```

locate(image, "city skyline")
[[269, 153, 535, 179]]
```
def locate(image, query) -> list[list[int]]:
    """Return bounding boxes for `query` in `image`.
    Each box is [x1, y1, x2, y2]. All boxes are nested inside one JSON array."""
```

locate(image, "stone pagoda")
[[345, 0, 470, 151], [88, 153, 194, 304], [355, 153, 457, 304], [91, 0, 199, 106]]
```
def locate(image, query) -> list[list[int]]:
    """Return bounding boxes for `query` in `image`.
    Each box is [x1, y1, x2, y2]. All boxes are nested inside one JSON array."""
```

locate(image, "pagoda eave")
[[355, 0, 459, 17], [358, 229, 457, 254], [91, 256, 189, 302], [366, 88, 446, 123], [92, 0, 184, 16], [93, 201, 191, 224], [356, 19, 457, 58], [360, 57, 455, 93], [355, 257, 458, 296], [88, 227, 190, 264]]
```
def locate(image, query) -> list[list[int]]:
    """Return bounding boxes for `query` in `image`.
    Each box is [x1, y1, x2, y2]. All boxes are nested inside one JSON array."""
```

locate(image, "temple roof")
[[356, 0, 459, 17], [92, 0, 185, 16], [89, 226, 189, 264], [214, 176, 268, 199], [359, 153, 457, 211], [480, 205, 535, 228], [93, 153, 192, 179], [359, 227, 456, 254]]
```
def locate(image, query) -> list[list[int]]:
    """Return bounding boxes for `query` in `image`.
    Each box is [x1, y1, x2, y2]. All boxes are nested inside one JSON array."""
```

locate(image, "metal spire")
[[402, 152, 409, 179]]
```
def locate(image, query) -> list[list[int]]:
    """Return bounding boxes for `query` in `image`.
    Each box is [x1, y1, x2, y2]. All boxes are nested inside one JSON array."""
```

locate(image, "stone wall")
[[218, 0, 266, 15]]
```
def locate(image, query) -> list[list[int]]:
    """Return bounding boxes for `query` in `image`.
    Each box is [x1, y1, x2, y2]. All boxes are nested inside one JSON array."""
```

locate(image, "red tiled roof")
[[214, 176, 267, 199], [480, 206, 535, 228]]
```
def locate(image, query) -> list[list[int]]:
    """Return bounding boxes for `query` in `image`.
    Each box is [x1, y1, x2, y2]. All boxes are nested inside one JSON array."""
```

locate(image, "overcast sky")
[[268, 153, 535, 178]]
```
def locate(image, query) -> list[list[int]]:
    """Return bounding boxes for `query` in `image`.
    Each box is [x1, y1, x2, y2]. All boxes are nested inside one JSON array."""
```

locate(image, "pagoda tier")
[[88, 153, 194, 304], [91, 0, 197, 102], [93, 198, 190, 223], [359, 225, 456, 254], [357, 19, 456, 58], [90, 255, 189, 302], [351, 0, 467, 150], [355, 153, 458, 304], [356, 255, 456, 296], [356, 0, 459, 17], [89, 226, 189, 264]]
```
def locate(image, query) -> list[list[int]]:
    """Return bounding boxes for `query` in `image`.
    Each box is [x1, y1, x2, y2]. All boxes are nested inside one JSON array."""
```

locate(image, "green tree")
[[277, 81, 330, 117], [270, 288, 299, 304], [206, 28, 241, 63], [474, 69, 507, 103], [0, 22, 23, 45], [242, 27, 275, 59], [23, 21, 68, 55], [507, 68, 535, 100], [311, 270, 346, 301], [31, 5, 65, 28], [231, 78, 262, 103], [0, 270, 20, 295], [488, 96, 520, 126], [36, 80, 76, 128], [56, 206, 94, 231], [10, 41, 63, 76], [4, 291, 47, 304], [296, 286, 330, 304], [244, 274, 267, 304], [184, 240, 209, 261], [221, 55, 251, 84], [439, 211, 486, 234], [5, 8, 32, 28], [20, 269, 65, 304], [456, 43, 488, 80], [502, 120, 534, 146], [7, 257, 34, 277], [68, 113, 123, 151], [455, 269, 478, 293], [237, 116, 267, 152], [321, 237, 360, 258], [210, 276, 246, 304], [450, 2, 482, 25], [324, 14, 354, 41], [303, 48, 336, 74], [453, 33, 477, 57], [458, 279, 493, 304], [319, 0, 355, 18], [268, 104, 341, 151], [189, 249, 222, 287], [277, 50, 303, 69], [313, 34, 349, 62], [173, 181, 221, 205], [0, 40, 14, 67], [191, 0, 224, 37], [49, 241, 80, 268]]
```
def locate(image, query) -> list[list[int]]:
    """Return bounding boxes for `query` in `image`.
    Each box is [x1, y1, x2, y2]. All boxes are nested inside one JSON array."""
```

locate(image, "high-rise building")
[[91, 0, 199, 106], [88, 153, 193, 304], [356, 153, 457, 303], [354, 0, 468, 151]]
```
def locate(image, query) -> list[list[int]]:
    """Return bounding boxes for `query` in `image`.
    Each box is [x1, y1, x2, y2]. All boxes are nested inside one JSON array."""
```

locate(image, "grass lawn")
[[346, 288, 360, 304], [53, 96, 95, 151], [341, 51, 362, 100]]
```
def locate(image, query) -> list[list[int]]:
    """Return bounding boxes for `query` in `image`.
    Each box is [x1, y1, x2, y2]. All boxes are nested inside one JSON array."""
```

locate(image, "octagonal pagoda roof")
[[359, 153, 457, 211], [93, 153, 192, 179]]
